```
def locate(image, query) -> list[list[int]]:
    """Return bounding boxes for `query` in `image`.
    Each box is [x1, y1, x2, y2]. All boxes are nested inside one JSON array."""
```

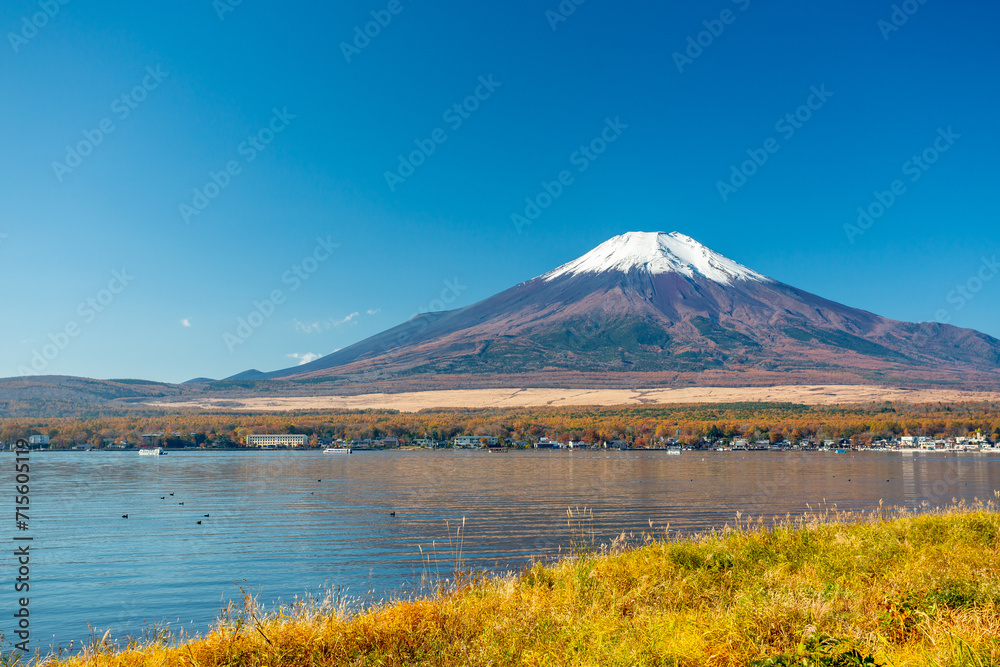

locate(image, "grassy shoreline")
[[28, 502, 1000, 666]]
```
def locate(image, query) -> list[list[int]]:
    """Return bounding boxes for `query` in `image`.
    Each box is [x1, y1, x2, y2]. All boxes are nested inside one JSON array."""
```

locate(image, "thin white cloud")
[[181, 318, 192, 327], [366, 308, 381, 315], [286, 352, 322, 365], [294, 319, 322, 334], [294, 312, 360, 334]]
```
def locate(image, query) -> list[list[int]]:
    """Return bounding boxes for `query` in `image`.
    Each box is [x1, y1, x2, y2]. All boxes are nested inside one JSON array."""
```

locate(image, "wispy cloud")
[[294, 312, 361, 334], [181, 318, 192, 327], [286, 352, 322, 365], [294, 319, 322, 334], [366, 308, 381, 315]]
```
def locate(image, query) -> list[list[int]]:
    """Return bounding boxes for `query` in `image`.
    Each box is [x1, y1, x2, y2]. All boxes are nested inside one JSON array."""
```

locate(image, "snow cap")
[[543, 231, 770, 285]]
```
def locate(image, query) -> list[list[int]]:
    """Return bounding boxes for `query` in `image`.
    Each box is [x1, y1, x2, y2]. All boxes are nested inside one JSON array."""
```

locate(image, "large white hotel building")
[[246, 434, 307, 448]]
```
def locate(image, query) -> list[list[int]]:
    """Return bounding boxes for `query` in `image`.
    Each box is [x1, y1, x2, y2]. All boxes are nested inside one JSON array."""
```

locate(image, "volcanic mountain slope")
[[261, 232, 1000, 389]]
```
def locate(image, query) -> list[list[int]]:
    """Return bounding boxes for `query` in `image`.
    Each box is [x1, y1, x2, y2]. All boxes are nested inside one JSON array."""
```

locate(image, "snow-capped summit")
[[542, 231, 770, 285], [257, 229, 1000, 392]]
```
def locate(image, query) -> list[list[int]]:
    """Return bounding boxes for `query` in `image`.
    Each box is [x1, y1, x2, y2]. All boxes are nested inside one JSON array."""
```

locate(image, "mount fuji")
[[254, 232, 1000, 390]]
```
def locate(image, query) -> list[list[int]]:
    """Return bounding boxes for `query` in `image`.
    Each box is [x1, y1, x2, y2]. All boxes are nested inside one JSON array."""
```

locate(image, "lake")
[[5, 449, 1000, 653]]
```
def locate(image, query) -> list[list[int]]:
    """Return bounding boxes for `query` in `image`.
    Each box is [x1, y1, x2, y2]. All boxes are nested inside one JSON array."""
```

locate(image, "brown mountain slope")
[[256, 232, 1000, 390]]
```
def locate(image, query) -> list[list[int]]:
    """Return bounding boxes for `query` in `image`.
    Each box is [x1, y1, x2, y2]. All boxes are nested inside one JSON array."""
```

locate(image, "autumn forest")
[[3, 401, 1000, 449]]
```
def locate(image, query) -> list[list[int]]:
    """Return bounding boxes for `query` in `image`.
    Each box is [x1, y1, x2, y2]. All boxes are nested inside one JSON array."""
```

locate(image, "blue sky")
[[1, 0, 998, 383]]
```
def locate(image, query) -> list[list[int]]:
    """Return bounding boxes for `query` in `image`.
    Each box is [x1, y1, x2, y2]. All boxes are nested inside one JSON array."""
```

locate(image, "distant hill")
[[223, 369, 268, 381], [0, 375, 301, 416], [0, 376, 186, 416]]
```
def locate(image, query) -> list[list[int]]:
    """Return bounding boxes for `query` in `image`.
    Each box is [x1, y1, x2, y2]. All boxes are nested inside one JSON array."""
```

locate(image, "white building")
[[28, 435, 50, 446], [454, 435, 498, 448], [246, 434, 307, 448]]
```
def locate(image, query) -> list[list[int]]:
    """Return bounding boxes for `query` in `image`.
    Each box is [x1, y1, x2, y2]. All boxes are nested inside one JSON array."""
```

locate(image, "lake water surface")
[[5, 449, 1000, 653]]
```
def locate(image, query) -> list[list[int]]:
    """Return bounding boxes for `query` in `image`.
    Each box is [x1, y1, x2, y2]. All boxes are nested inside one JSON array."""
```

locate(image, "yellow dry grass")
[[146, 385, 1000, 412]]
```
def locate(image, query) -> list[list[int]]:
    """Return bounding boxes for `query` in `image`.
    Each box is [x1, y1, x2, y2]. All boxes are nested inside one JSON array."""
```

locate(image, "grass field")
[[146, 384, 1000, 412], [18, 501, 1000, 666]]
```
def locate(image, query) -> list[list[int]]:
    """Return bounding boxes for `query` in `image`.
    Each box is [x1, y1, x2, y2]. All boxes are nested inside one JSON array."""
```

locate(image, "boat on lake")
[[323, 447, 352, 454], [139, 447, 166, 456]]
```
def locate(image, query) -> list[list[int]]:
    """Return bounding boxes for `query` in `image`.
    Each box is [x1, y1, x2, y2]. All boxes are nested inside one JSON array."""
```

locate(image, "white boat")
[[139, 447, 166, 456], [666, 447, 682, 456], [323, 447, 352, 454]]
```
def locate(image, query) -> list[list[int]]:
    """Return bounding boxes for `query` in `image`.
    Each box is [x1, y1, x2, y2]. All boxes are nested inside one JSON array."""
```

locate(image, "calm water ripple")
[[4, 449, 999, 652]]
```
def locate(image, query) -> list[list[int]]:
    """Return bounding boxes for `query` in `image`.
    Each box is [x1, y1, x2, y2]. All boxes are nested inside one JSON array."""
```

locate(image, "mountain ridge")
[[249, 231, 1000, 389], [5, 231, 996, 413]]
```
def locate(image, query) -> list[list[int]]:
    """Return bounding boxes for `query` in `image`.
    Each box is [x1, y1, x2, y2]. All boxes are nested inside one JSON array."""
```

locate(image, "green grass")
[[21, 500, 1000, 666]]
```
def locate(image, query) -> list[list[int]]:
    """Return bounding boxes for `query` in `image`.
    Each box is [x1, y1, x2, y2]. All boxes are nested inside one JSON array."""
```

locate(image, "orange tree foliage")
[[1, 401, 999, 448]]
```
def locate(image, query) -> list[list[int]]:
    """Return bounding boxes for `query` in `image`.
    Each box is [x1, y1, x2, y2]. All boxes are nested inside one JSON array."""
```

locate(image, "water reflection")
[[8, 449, 999, 651]]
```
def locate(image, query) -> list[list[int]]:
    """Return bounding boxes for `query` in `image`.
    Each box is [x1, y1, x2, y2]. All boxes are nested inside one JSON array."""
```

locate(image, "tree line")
[[2, 401, 999, 449]]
